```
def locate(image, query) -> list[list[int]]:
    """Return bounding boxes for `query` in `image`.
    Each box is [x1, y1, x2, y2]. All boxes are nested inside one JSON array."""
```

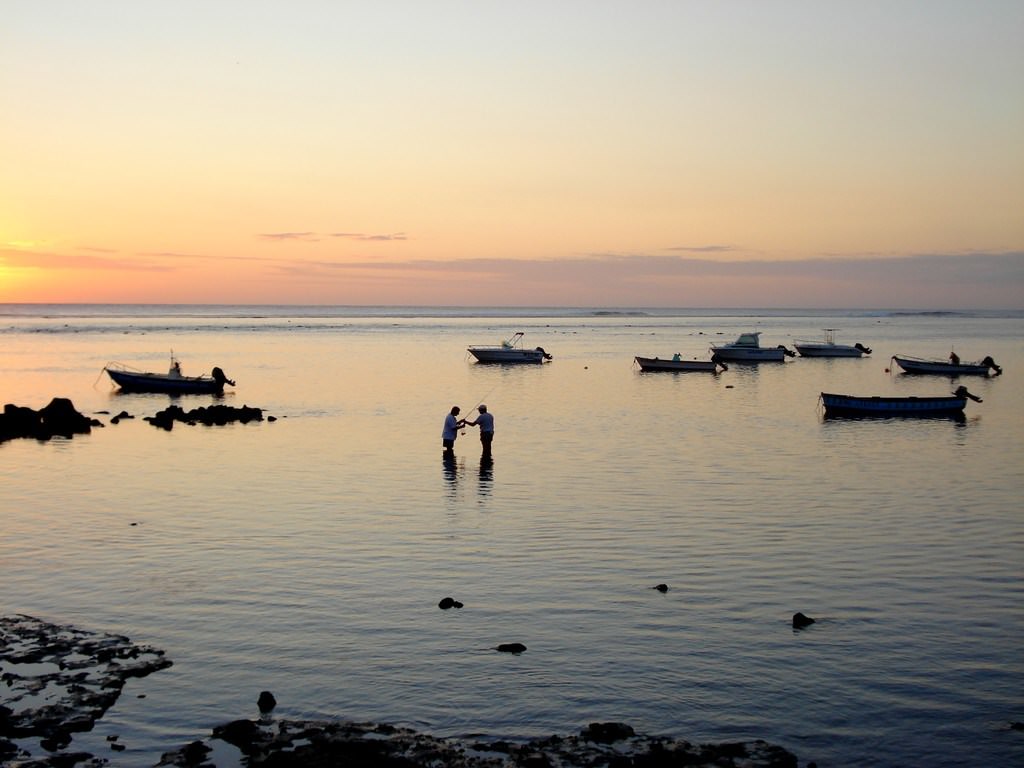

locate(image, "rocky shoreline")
[[157, 717, 800, 767], [2, 615, 805, 767]]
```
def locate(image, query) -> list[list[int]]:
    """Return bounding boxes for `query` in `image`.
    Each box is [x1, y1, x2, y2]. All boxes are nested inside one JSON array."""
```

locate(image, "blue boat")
[[820, 386, 981, 417], [104, 356, 234, 395]]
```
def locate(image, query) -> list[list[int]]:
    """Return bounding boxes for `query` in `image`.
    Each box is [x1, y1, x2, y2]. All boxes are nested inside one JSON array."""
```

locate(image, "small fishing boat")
[[710, 332, 794, 363], [104, 355, 235, 394], [890, 354, 1002, 376], [794, 329, 871, 358], [820, 386, 982, 417], [468, 332, 552, 364], [634, 355, 727, 372]]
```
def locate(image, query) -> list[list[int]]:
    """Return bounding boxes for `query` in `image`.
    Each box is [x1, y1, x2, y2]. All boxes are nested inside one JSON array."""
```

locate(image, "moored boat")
[[634, 355, 726, 372], [710, 332, 794, 363], [794, 329, 871, 358], [104, 356, 235, 395], [820, 386, 982, 417], [890, 354, 1002, 376], [468, 332, 552, 364]]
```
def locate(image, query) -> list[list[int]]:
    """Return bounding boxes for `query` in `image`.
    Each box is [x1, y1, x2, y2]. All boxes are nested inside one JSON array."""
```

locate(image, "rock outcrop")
[[0, 399, 99, 443], [144, 403, 265, 430]]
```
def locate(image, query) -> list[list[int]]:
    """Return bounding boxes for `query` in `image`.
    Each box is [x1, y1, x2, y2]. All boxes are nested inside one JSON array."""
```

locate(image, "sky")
[[2, 1, 1022, 308]]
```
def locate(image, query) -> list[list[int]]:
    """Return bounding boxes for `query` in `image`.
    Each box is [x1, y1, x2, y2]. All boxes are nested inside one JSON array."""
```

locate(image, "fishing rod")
[[461, 384, 497, 435]]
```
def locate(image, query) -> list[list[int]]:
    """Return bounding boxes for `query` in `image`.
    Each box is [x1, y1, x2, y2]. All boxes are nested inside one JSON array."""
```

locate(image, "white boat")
[[468, 332, 552, 364], [634, 356, 726, 373], [710, 332, 794, 363], [794, 329, 872, 358]]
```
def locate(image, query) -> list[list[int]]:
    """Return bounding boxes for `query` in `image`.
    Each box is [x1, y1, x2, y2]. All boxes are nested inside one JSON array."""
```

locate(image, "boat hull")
[[105, 368, 225, 394], [710, 347, 787, 362], [634, 356, 722, 372], [794, 344, 866, 358], [891, 356, 992, 376], [820, 392, 967, 417], [467, 348, 549, 364]]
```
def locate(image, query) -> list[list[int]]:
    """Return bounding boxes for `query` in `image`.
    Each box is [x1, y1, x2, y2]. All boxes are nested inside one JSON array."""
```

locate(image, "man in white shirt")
[[442, 406, 464, 455]]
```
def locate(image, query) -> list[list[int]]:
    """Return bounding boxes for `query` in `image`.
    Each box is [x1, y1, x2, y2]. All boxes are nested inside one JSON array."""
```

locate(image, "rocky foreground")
[[157, 717, 800, 767], [2, 616, 803, 768]]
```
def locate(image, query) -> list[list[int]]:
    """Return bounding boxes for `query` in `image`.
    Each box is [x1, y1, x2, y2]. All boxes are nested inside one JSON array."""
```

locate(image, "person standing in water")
[[442, 406, 465, 455], [465, 404, 495, 458]]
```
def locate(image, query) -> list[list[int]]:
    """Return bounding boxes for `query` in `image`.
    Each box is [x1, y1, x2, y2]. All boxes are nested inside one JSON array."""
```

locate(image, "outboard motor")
[[854, 343, 872, 355], [211, 367, 236, 388], [981, 356, 1002, 375], [778, 345, 796, 358], [535, 346, 553, 360]]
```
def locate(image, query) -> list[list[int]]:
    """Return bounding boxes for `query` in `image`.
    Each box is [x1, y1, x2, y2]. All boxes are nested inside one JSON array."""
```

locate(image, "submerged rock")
[[581, 721, 635, 743], [257, 690, 277, 713], [495, 643, 527, 654], [792, 612, 816, 629]]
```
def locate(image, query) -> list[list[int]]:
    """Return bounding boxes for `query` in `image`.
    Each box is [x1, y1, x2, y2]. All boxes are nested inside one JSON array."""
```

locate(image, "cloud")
[[257, 231, 408, 242], [665, 245, 737, 254], [258, 232, 320, 242], [329, 232, 408, 241]]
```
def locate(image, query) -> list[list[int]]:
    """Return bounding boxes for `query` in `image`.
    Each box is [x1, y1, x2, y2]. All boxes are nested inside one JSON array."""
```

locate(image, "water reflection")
[[478, 456, 494, 499], [442, 452, 495, 503], [442, 451, 461, 498]]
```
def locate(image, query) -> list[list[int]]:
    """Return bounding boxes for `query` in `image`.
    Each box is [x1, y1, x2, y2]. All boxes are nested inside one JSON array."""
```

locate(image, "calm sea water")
[[2, 305, 1022, 767]]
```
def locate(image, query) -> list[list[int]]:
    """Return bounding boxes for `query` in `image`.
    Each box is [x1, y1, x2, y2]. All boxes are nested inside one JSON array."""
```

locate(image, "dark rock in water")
[[157, 739, 211, 767], [258, 690, 277, 713], [159, 718, 799, 767], [0, 738, 23, 760], [581, 721, 635, 743], [214, 718, 262, 751], [0, 398, 94, 442], [438, 597, 463, 610], [145, 403, 265, 430], [496, 643, 527, 654], [39, 397, 95, 438], [792, 612, 815, 629], [654, 583, 669, 593], [111, 410, 134, 425]]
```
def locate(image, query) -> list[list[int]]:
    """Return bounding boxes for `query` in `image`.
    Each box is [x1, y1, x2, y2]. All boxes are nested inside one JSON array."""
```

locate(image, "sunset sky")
[[3, 1, 1022, 308]]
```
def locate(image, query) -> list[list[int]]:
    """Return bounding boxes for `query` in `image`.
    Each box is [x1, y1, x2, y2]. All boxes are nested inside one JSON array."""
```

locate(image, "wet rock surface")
[[0, 615, 173, 766], [157, 718, 799, 767]]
